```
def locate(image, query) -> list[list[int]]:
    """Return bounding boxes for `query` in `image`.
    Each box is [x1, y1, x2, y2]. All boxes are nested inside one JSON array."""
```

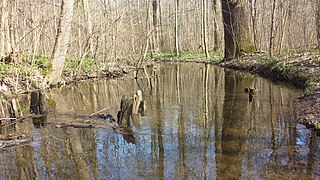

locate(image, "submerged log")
[[75, 113, 116, 123], [0, 135, 33, 149], [54, 117, 119, 129], [117, 90, 145, 127]]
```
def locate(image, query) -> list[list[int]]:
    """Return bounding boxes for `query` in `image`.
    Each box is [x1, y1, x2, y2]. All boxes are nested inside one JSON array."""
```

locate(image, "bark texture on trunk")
[[222, 0, 253, 61], [317, 0, 320, 49], [222, 0, 236, 60], [47, 0, 74, 85]]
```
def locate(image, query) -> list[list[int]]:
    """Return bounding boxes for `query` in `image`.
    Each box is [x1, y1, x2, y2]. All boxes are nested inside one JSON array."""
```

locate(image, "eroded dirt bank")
[[217, 52, 320, 129], [0, 64, 134, 96]]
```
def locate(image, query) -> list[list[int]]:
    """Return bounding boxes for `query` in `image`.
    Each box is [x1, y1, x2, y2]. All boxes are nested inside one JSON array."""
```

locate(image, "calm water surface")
[[0, 63, 318, 179]]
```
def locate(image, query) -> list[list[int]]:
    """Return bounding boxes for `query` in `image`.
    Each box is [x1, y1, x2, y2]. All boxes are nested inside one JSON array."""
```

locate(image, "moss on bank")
[[148, 51, 223, 62]]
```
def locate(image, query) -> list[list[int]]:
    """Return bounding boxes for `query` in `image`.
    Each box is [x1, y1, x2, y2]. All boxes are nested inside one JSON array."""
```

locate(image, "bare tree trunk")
[[250, 0, 258, 50], [9, 0, 17, 52], [221, 0, 236, 60], [152, 0, 158, 53], [1, 0, 12, 54], [222, 0, 253, 60], [47, 0, 75, 85], [0, 0, 6, 56], [174, 0, 179, 56], [269, 0, 276, 58], [212, 0, 219, 51], [317, 0, 320, 49], [202, 0, 209, 58], [83, 0, 94, 56], [159, 0, 164, 51], [278, 1, 290, 53]]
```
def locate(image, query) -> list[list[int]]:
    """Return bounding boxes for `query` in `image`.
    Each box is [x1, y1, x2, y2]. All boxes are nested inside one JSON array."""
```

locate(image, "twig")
[[89, 108, 108, 116], [0, 118, 17, 120]]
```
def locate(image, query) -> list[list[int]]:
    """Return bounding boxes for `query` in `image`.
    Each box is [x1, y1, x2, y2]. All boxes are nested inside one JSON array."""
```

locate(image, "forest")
[[1, 1, 320, 179], [0, 0, 318, 71]]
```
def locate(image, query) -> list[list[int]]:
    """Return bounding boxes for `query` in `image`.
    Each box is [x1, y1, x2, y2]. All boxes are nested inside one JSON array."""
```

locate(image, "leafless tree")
[[175, 0, 179, 56], [317, 0, 320, 49], [269, 0, 276, 58], [47, 0, 75, 85], [202, 0, 210, 58], [0, 0, 317, 68]]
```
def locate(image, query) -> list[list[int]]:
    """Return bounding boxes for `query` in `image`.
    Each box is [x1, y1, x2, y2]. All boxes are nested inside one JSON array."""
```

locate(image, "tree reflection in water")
[[0, 63, 317, 179]]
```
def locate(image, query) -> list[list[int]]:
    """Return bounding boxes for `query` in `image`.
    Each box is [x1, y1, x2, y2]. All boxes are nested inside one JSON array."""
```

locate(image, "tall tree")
[[221, 0, 236, 60], [269, 0, 276, 58], [250, 0, 258, 50], [221, 0, 253, 60], [317, 0, 320, 49], [152, 0, 158, 53], [47, 0, 75, 85], [83, 0, 93, 56], [174, 0, 179, 56], [0, 0, 15, 55], [212, 0, 221, 51], [0, 0, 7, 56], [202, 0, 210, 58]]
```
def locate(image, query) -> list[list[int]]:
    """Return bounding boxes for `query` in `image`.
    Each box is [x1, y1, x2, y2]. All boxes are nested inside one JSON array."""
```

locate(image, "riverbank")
[[0, 56, 135, 97], [152, 50, 320, 131], [1, 51, 320, 130], [216, 51, 320, 129]]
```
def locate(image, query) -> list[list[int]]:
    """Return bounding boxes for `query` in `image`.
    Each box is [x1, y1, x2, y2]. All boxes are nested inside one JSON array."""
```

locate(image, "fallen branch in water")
[[0, 118, 17, 120], [54, 118, 119, 130], [89, 108, 108, 116], [0, 135, 33, 149]]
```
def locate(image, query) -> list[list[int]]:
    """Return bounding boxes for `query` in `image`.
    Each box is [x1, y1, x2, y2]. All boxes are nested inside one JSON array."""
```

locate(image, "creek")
[[0, 63, 318, 179]]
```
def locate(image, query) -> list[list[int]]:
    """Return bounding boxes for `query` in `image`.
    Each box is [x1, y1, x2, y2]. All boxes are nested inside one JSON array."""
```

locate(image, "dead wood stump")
[[117, 90, 145, 127]]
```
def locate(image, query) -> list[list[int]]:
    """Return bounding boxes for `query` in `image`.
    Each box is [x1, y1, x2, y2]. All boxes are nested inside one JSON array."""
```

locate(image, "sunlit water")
[[0, 63, 318, 179]]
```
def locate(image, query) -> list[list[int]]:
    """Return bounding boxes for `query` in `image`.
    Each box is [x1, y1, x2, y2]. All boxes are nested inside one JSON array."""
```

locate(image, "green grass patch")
[[0, 62, 14, 78], [65, 57, 100, 70], [22, 54, 99, 71], [147, 51, 222, 60], [268, 59, 281, 65], [22, 54, 49, 68], [21, 54, 50, 75], [146, 52, 175, 59]]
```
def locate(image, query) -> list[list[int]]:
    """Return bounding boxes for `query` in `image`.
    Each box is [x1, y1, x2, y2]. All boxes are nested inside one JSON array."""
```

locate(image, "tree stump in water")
[[117, 90, 145, 127], [244, 86, 255, 102]]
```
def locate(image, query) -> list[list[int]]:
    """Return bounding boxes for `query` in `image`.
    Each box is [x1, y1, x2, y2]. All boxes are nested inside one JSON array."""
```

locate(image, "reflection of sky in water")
[[1, 63, 320, 179], [296, 124, 311, 164]]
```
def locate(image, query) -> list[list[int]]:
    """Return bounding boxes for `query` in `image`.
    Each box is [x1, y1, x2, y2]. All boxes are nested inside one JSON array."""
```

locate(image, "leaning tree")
[[47, 0, 75, 85]]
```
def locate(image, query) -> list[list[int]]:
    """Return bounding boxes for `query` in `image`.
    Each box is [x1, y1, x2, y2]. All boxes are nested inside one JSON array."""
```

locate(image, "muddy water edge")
[[0, 63, 318, 179]]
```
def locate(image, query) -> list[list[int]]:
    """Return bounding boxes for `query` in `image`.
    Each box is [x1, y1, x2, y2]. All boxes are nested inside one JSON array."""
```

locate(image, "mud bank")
[[217, 52, 320, 131]]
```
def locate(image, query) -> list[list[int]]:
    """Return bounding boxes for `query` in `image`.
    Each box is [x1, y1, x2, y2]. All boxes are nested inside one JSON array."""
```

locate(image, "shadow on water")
[[0, 63, 319, 179], [30, 91, 47, 128]]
